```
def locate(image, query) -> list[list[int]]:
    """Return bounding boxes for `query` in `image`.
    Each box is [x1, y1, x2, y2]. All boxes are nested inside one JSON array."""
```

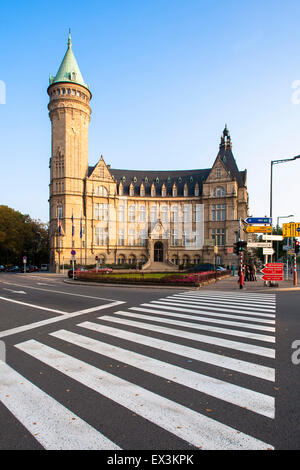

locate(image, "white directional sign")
[[262, 235, 283, 241], [263, 248, 275, 255], [247, 242, 272, 248]]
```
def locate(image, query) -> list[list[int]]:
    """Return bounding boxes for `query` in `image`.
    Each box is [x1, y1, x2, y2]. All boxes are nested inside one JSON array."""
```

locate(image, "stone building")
[[48, 34, 249, 272]]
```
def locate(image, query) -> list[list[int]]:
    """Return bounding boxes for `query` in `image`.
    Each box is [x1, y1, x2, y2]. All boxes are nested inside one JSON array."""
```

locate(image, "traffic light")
[[234, 240, 247, 255], [295, 241, 300, 254]]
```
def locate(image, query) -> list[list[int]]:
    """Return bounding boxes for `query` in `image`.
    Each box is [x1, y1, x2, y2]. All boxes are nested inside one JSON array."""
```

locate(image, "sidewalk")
[[205, 274, 300, 292]]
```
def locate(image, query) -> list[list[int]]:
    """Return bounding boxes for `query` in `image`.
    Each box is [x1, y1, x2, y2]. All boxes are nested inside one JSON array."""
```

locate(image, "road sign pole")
[[239, 251, 244, 289], [294, 253, 297, 286]]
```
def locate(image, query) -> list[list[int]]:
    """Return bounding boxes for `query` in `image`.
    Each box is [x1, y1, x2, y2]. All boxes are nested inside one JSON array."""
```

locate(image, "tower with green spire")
[[47, 32, 92, 272]]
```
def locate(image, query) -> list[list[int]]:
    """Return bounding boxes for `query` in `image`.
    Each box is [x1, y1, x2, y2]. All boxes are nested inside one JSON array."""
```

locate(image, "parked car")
[[87, 267, 113, 274], [68, 267, 87, 278], [186, 263, 215, 272], [6, 266, 21, 272], [0, 265, 5, 272], [217, 266, 227, 271], [40, 264, 49, 271]]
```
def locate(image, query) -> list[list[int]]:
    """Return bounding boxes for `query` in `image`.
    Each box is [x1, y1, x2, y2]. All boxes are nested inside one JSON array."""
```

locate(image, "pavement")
[[208, 275, 300, 292]]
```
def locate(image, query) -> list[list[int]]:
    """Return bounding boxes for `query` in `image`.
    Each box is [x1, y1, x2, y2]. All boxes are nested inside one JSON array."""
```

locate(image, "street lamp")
[[276, 215, 294, 261]]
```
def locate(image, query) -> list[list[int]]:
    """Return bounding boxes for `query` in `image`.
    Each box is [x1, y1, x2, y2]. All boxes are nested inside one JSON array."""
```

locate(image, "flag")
[[71, 212, 74, 237], [58, 214, 62, 236]]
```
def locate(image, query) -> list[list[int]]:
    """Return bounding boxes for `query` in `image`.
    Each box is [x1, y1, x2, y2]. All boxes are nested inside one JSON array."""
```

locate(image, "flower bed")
[[75, 270, 230, 287]]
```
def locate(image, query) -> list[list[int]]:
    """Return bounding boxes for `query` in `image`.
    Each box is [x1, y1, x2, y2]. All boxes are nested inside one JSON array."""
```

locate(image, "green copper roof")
[[49, 31, 89, 90]]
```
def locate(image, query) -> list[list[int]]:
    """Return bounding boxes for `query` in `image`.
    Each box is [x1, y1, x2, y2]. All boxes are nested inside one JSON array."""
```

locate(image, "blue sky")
[[1, 0, 300, 227]]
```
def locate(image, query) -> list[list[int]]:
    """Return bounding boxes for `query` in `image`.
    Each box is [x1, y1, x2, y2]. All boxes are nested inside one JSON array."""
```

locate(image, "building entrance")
[[154, 241, 164, 262]]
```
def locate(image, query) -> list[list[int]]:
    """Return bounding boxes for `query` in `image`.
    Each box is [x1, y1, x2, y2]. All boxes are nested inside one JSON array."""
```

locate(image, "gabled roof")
[[49, 31, 89, 90]]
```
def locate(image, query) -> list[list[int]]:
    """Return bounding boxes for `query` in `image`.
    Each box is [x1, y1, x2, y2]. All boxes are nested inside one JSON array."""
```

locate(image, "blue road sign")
[[244, 217, 272, 225]]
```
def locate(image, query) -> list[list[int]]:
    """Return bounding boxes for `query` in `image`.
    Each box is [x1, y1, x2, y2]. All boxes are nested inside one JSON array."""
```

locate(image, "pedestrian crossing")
[[0, 290, 277, 450]]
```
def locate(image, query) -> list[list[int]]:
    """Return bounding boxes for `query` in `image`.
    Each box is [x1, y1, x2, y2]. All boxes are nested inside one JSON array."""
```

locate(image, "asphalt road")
[[0, 272, 299, 451]]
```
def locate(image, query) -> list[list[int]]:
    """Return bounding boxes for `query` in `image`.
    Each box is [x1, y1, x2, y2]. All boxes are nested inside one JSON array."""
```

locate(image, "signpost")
[[71, 250, 76, 279], [262, 235, 283, 241], [245, 226, 272, 233], [282, 222, 300, 238], [247, 242, 272, 248], [261, 263, 284, 282], [244, 217, 272, 225], [263, 248, 275, 255]]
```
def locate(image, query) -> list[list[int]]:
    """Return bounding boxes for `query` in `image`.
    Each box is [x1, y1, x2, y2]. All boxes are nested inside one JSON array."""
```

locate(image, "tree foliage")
[[0, 205, 49, 266]]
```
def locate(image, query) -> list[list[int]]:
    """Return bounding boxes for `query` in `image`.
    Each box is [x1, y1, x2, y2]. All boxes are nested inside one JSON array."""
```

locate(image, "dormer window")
[[194, 183, 200, 197], [129, 184, 134, 197], [172, 184, 177, 197], [183, 183, 188, 197], [162, 184, 167, 197], [151, 183, 156, 197], [119, 182, 124, 196], [71, 72, 76, 81], [140, 183, 145, 197]]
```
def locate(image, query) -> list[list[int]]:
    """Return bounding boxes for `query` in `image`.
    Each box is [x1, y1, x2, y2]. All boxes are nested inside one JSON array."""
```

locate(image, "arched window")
[[213, 187, 226, 197], [118, 254, 125, 264], [151, 183, 156, 197], [161, 184, 167, 197], [140, 183, 145, 197], [172, 184, 177, 197], [183, 183, 188, 197], [57, 204, 63, 219], [95, 185, 108, 197]]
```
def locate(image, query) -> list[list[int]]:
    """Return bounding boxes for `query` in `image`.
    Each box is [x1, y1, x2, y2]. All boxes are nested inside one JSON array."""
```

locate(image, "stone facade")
[[48, 37, 249, 272]]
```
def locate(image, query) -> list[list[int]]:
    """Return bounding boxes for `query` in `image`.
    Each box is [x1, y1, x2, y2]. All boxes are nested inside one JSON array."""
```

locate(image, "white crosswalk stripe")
[[0, 360, 120, 450], [78, 321, 275, 381], [15, 339, 273, 449], [3, 290, 276, 449]]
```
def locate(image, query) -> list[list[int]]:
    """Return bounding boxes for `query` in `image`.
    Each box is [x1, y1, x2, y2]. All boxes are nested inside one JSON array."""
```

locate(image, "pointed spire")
[[67, 29, 72, 48], [220, 124, 232, 149], [49, 31, 89, 90]]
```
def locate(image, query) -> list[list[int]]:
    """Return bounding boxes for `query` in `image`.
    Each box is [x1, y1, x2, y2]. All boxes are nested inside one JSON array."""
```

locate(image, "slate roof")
[[109, 168, 211, 197]]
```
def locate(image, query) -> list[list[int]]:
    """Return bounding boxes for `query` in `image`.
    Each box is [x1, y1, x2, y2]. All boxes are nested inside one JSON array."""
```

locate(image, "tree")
[[0, 205, 49, 266]]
